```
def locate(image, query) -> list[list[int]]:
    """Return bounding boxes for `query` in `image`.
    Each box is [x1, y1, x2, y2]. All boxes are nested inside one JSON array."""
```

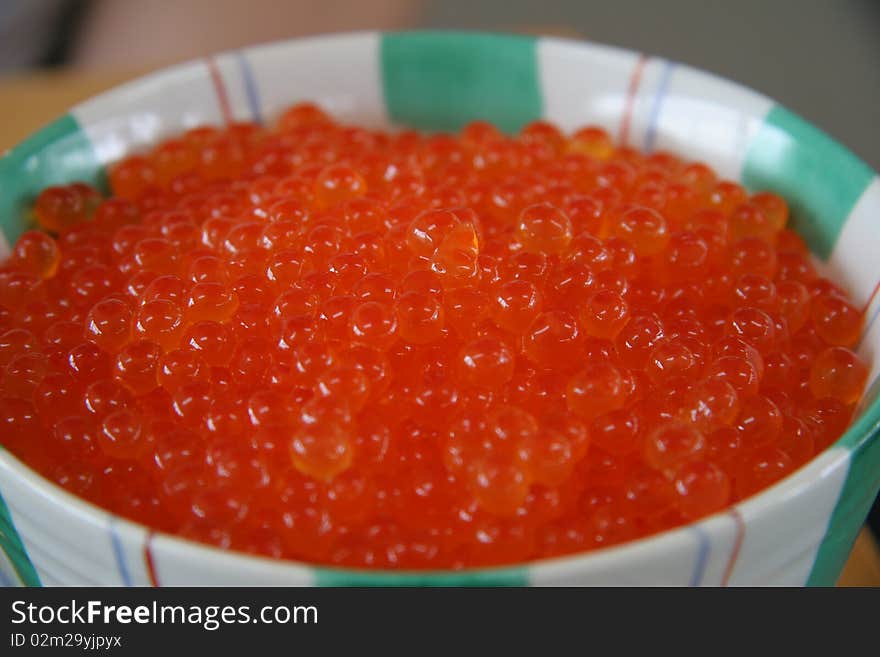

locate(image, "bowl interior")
[[0, 31, 878, 586]]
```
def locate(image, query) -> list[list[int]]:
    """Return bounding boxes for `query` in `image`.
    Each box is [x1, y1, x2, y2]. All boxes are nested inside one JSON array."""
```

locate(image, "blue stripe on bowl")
[[236, 52, 264, 125], [643, 60, 676, 153], [108, 519, 133, 586], [687, 524, 711, 586]]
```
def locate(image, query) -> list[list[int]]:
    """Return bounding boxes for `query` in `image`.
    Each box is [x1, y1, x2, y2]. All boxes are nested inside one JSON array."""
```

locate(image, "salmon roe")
[[0, 104, 871, 570]]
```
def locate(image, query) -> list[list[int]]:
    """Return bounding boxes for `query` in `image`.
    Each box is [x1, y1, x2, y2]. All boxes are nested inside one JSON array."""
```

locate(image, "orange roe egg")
[[491, 280, 542, 334], [580, 290, 629, 339], [673, 460, 731, 520], [516, 203, 572, 254], [33, 183, 101, 231], [809, 347, 868, 405], [644, 421, 705, 471], [99, 409, 147, 459], [750, 192, 789, 231], [135, 299, 184, 351], [3, 352, 48, 399], [522, 311, 582, 370], [0, 329, 38, 367], [12, 230, 61, 279], [0, 104, 870, 571], [568, 126, 614, 159], [291, 402, 354, 482], [85, 298, 133, 353], [612, 207, 669, 256], [566, 363, 627, 420], [457, 337, 515, 390], [114, 340, 162, 395], [313, 164, 367, 209], [810, 294, 863, 347], [395, 291, 444, 344]]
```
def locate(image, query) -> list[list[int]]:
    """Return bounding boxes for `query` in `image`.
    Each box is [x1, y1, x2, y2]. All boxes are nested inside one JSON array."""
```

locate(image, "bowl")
[[0, 31, 878, 586]]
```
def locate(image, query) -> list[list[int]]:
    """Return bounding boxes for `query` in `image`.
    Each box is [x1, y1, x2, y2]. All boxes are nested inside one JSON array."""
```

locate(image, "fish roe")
[[0, 104, 871, 570]]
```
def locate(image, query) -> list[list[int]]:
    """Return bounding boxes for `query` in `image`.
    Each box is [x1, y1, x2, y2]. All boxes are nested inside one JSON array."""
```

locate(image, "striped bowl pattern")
[[0, 31, 878, 586]]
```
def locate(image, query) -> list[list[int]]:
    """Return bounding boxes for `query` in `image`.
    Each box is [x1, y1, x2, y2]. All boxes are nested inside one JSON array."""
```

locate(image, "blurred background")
[[0, 0, 878, 169], [0, 0, 878, 582]]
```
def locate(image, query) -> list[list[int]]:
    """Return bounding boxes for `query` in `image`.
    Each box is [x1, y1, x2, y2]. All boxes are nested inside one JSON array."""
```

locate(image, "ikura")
[[0, 104, 870, 570]]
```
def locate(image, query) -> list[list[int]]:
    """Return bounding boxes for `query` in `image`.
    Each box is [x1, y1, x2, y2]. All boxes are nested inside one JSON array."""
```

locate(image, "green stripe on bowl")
[[807, 374, 880, 586], [380, 31, 542, 134], [741, 105, 874, 260], [0, 488, 41, 586], [0, 114, 106, 247], [315, 566, 528, 586]]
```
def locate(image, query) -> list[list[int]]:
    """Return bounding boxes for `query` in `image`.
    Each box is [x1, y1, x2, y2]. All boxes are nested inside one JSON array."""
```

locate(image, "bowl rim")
[[1, 28, 879, 584]]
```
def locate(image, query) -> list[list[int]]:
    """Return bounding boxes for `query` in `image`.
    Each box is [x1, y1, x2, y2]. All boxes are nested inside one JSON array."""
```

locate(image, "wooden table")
[[1, 70, 878, 586]]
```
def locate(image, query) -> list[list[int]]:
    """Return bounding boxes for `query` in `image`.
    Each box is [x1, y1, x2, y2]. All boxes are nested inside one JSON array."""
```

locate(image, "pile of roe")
[[0, 104, 870, 569]]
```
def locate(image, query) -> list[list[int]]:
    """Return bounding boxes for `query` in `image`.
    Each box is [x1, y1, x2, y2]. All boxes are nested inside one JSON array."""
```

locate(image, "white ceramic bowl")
[[1, 31, 878, 586]]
